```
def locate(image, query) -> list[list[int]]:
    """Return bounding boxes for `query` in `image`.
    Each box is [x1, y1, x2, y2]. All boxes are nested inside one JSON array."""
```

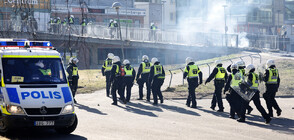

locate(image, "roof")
[[0, 40, 61, 58]]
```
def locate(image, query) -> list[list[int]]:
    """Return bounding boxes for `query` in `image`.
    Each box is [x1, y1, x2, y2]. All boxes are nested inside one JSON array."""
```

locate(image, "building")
[[51, 0, 145, 27], [0, 0, 51, 31], [134, 0, 163, 28]]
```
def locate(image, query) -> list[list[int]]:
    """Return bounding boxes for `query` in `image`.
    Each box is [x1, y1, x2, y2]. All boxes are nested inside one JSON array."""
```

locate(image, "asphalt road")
[[1, 52, 293, 139], [3, 91, 294, 140]]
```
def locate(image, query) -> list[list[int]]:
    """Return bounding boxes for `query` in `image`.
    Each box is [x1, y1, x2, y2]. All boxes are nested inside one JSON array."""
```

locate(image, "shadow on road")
[[245, 116, 294, 135], [159, 104, 200, 116], [117, 104, 158, 117], [1, 128, 86, 140], [127, 102, 163, 112], [197, 107, 230, 118], [75, 103, 107, 115]]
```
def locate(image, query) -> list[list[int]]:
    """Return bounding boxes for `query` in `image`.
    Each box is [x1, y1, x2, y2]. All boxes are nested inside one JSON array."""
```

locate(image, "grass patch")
[[77, 69, 106, 94]]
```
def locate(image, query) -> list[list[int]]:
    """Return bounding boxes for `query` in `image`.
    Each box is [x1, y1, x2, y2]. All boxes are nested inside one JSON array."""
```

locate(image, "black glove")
[[205, 81, 208, 85], [223, 91, 226, 94], [199, 81, 203, 85]]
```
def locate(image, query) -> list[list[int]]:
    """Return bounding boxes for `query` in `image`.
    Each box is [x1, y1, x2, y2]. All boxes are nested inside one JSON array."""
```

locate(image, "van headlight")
[[7, 105, 25, 115], [61, 104, 74, 114]]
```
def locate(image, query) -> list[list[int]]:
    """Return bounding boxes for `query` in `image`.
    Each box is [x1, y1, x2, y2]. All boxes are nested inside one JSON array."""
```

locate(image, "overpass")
[[0, 21, 239, 69]]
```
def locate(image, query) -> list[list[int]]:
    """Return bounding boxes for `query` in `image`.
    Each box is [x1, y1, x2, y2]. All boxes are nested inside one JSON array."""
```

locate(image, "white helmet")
[[110, 19, 113, 22], [142, 55, 149, 61], [246, 64, 255, 72], [185, 57, 193, 64], [35, 61, 44, 68], [107, 53, 114, 59], [113, 56, 120, 63], [237, 60, 245, 67], [266, 59, 275, 68], [69, 57, 79, 64], [114, 20, 117, 23], [215, 60, 222, 65], [123, 59, 130, 65], [151, 57, 159, 64], [70, 15, 74, 18], [231, 63, 238, 70]]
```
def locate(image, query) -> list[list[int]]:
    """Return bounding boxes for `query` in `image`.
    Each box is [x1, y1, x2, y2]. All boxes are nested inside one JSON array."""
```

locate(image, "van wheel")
[[0, 116, 9, 134], [55, 115, 78, 134]]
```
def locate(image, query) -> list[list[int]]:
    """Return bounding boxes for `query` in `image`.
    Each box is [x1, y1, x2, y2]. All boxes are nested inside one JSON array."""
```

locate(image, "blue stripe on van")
[[62, 87, 72, 103], [7, 88, 20, 104]]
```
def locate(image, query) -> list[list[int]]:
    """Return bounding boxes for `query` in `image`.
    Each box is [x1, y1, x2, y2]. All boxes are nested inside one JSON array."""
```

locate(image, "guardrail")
[[0, 20, 238, 47], [166, 53, 262, 88]]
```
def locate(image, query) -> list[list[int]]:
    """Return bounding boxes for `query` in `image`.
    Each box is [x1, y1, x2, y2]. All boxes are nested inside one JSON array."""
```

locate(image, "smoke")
[[176, 0, 250, 48]]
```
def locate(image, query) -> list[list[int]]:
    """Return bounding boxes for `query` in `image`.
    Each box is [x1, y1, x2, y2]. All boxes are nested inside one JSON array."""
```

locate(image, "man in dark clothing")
[[149, 57, 165, 105], [122, 59, 136, 102], [224, 63, 243, 119], [238, 64, 271, 123], [263, 59, 282, 117], [66, 57, 79, 103], [102, 53, 114, 97], [205, 60, 227, 112], [110, 56, 126, 105], [183, 57, 203, 108], [136, 55, 151, 101]]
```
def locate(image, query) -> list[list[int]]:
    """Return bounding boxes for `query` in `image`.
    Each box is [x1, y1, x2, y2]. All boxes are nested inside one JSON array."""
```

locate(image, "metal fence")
[[0, 20, 239, 47], [166, 54, 262, 88]]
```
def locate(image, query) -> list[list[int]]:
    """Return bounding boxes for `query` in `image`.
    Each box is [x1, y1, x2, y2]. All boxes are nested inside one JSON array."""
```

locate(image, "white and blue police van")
[[0, 39, 77, 134]]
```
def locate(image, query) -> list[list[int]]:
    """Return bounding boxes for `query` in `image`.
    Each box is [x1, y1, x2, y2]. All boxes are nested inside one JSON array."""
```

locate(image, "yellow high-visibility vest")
[[215, 67, 226, 80]]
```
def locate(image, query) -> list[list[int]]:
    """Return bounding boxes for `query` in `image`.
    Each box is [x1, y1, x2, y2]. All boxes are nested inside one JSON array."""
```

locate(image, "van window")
[[2, 58, 67, 84]]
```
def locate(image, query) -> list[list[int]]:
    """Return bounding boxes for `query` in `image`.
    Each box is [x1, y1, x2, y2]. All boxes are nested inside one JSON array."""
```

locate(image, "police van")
[[0, 39, 77, 134]]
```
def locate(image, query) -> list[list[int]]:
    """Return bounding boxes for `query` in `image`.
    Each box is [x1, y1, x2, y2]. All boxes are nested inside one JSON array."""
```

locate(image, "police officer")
[[183, 57, 203, 108], [136, 55, 151, 101], [48, 17, 54, 33], [263, 59, 282, 117], [102, 53, 114, 97], [205, 60, 227, 112], [224, 63, 243, 119], [110, 56, 126, 105], [81, 18, 87, 35], [56, 17, 61, 34], [108, 19, 115, 38], [240, 64, 271, 123], [66, 57, 79, 103], [123, 59, 136, 102], [149, 57, 165, 105], [237, 61, 254, 114], [69, 15, 74, 25]]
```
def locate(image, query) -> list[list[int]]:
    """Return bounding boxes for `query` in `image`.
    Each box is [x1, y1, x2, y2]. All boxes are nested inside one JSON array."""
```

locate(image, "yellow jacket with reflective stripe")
[[215, 67, 226, 80], [154, 64, 165, 79], [72, 67, 78, 76], [142, 62, 151, 74], [185, 65, 200, 79], [267, 68, 278, 84], [230, 72, 243, 88], [103, 59, 113, 72], [124, 66, 133, 77], [247, 72, 259, 89]]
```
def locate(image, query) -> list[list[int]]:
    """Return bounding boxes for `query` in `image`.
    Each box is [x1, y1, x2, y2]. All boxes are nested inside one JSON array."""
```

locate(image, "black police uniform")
[[239, 70, 271, 123], [66, 62, 79, 103], [149, 62, 165, 105], [102, 58, 112, 97], [205, 64, 227, 111], [123, 64, 136, 102], [136, 60, 151, 100], [263, 65, 282, 117], [224, 69, 243, 119], [183, 62, 203, 108], [110, 61, 126, 105]]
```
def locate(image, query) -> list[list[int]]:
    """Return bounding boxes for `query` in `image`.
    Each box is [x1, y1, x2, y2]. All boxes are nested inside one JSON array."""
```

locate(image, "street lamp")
[[161, 0, 166, 30], [112, 2, 125, 60], [223, 5, 228, 48]]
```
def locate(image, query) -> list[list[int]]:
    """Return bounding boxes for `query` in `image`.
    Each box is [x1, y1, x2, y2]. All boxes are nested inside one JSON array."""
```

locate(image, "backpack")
[[120, 66, 125, 76]]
